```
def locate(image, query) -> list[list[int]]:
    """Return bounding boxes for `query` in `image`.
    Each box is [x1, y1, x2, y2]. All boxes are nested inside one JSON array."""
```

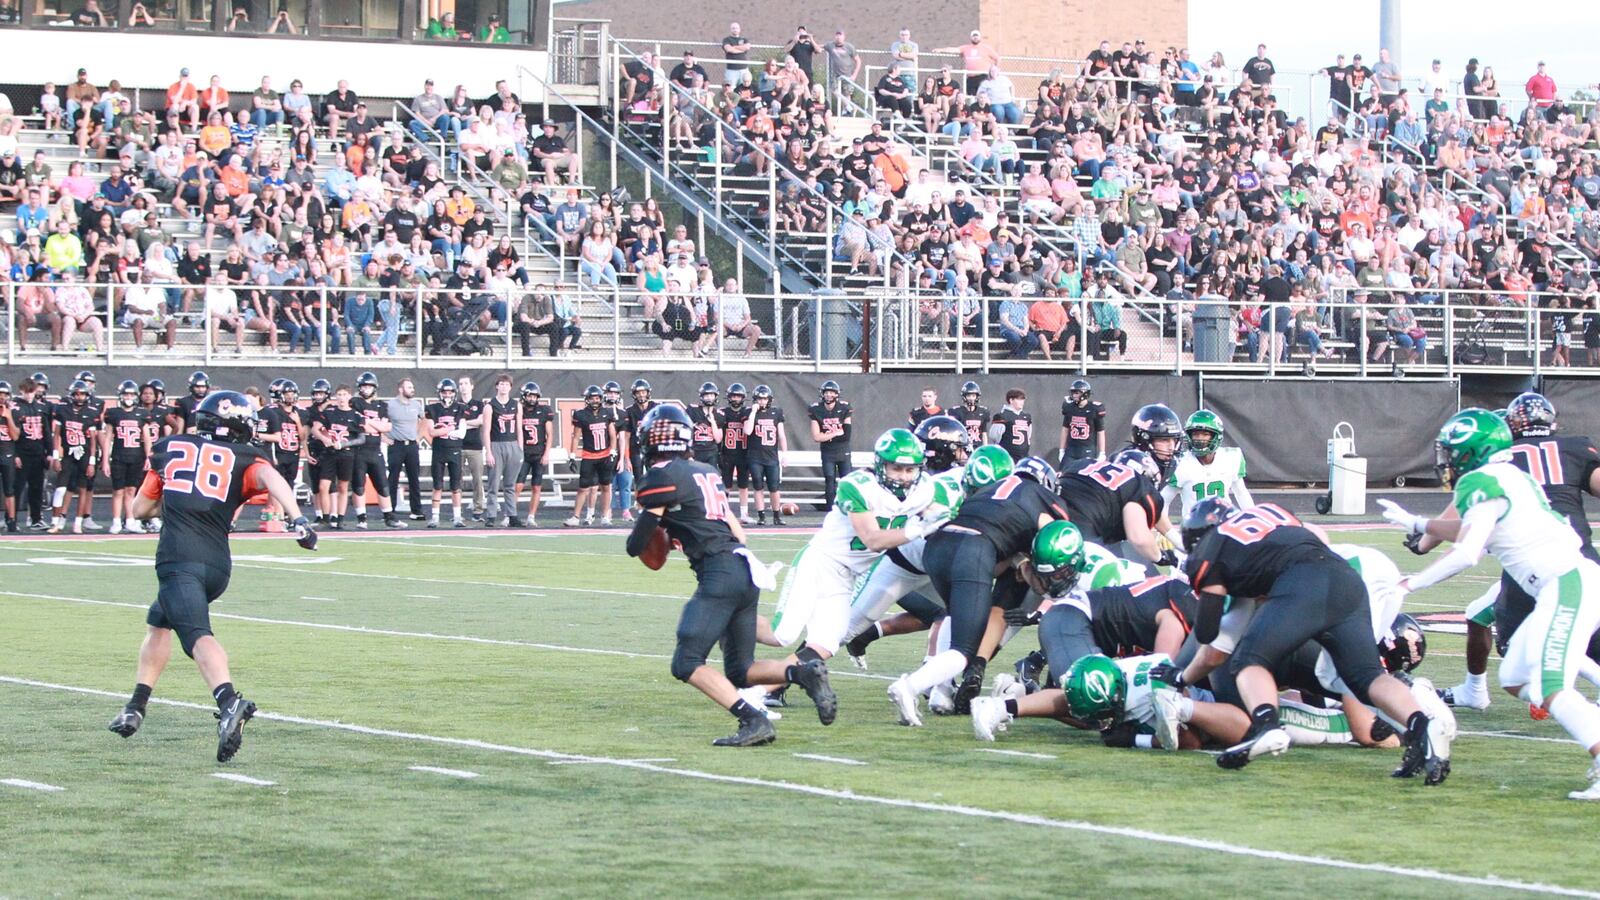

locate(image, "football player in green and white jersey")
[[1381, 408, 1600, 799], [1162, 409, 1254, 518], [766, 429, 949, 706], [842, 436, 1011, 668]]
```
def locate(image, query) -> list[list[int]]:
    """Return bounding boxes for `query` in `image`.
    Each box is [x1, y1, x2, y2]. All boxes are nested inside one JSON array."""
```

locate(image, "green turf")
[[0, 528, 1595, 898]]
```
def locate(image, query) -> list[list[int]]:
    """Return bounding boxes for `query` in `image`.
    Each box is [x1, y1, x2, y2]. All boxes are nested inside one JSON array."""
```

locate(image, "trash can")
[[1191, 302, 1232, 363], [810, 289, 857, 361], [1326, 422, 1367, 515]]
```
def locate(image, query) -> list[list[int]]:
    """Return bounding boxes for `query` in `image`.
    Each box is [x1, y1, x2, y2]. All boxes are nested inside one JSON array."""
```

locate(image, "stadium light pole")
[[1380, 0, 1402, 71]]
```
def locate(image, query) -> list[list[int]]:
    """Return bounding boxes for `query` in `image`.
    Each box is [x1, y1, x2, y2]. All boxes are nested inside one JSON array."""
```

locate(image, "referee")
[[386, 377, 425, 520]]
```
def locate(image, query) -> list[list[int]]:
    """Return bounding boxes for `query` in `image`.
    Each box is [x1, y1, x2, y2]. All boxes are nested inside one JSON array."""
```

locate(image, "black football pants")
[[924, 530, 998, 660]]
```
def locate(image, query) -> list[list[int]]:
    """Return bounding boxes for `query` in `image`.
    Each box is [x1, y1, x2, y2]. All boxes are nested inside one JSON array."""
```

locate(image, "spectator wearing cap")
[[65, 68, 105, 132], [530, 120, 574, 186], [409, 78, 459, 141], [478, 12, 510, 42], [669, 52, 709, 90], [933, 30, 1000, 94], [425, 10, 457, 39], [1526, 61, 1557, 114], [0, 146, 22, 204], [166, 68, 200, 130], [823, 31, 862, 100]]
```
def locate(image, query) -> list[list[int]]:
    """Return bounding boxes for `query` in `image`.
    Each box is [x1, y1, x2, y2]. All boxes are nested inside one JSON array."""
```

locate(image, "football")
[[780, 502, 799, 516], [640, 525, 671, 570]]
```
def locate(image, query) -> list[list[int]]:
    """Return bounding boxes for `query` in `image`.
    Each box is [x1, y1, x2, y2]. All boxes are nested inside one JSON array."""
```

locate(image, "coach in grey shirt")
[[387, 377, 426, 518]]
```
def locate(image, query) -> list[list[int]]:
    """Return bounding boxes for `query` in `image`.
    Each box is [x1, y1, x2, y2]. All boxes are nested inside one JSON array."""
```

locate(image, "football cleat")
[[712, 714, 776, 748], [107, 707, 143, 738], [737, 687, 781, 720], [427, 520, 440, 529], [888, 675, 924, 727], [1393, 710, 1452, 785], [1152, 688, 1183, 751], [563, 516, 581, 527], [1569, 758, 1600, 801], [762, 685, 788, 708], [600, 516, 613, 527], [789, 659, 837, 726], [1217, 725, 1291, 770], [927, 681, 956, 715], [1530, 703, 1551, 721], [1437, 682, 1490, 711], [953, 658, 987, 715], [82, 517, 103, 531], [1014, 650, 1047, 694], [970, 696, 1012, 742], [109, 521, 123, 535], [739, 514, 756, 526], [843, 631, 872, 670], [989, 673, 1026, 702], [756, 511, 767, 526], [214, 695, 257, 763], [453, 519, 467, 529]]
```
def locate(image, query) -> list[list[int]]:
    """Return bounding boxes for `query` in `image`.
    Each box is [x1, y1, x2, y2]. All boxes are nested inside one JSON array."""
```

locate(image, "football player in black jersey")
[[168, 370, 211, 434], [0, 380, 17, 533], [567, 385, 616, 527], [483, 374, 524, 528], [955, 381, 990, 447], [808, 380, 852, 509], [311, 385, 368, 529], [12, 378, 51, 530], [620, 378, 659, 487], [1058, 447, 1174, 565], [48, 380, 101, 533], [424, 378, 470, 528], [1436, 392, 1600, 711], [988, 388, 1033, 460], [627, 405, 834, 746], [141, 379, 171, 442], [257, 379, 308, 525], [601, 380, 626, 525], [716, 383, 753, 523], [107, 390, 316, 762], [350, 372, 402, 529], [516, 382, 553, 525], [102, 380, 154, 535], [1175, 499, 1452, 781], [303, 378, 333, 523], [888, 457, 1068, 726], [1059, 378, 1107, 463], [457, 375, 489, 521], [1127, 403, 1185, 483], [688, 382, 722, 466], [743, 385, 787, 525]]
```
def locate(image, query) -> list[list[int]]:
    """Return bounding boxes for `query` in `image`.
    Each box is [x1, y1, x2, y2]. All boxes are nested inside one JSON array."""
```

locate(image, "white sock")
[[905, 649, 967, 695], [1464, 672, 1487, 693], [1550, 690, 1600, 752], [740, 502, 749, 517], [1175, 694, 1196, 723], [934, 621, 952, 655], [1580, 658, 1600, 690]]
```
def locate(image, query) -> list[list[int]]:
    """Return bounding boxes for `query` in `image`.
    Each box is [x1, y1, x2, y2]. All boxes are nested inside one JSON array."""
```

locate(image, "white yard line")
[[1, 674, 1593, 898], [1461, 730, 1575, 745], [300, 596, 339, 603], [791, 753, 868, 766], [408, 765, 480, 779], [974, 748, 1056, 760], [1, 778, 65, 792], [211, 773, 276, 786]]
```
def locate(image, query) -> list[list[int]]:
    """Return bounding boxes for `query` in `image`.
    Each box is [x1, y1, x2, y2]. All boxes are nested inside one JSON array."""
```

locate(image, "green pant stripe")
[[850, 556, 885, 604], [1539, 568, 1586, 700], [770, 546, 809, 632]]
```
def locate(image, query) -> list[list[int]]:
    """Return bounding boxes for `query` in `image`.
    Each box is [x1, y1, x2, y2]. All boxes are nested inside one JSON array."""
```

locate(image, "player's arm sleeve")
[[624, 508, 662, 557], [1193, 586, 1228, 644], [1405, 499, 1502, 591], [137, 469, 164, 500]]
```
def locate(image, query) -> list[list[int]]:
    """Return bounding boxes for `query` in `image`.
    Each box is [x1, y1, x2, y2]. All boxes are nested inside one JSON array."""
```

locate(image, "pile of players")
[[629, 377, 1600, 800]]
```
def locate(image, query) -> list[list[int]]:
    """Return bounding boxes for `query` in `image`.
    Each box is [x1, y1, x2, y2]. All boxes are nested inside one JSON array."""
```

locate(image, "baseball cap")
[[986, 255, 1002, 267]]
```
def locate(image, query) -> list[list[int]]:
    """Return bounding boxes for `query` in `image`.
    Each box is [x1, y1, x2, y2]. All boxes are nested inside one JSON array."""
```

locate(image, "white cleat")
[[1152, 688, 1183, 751], [927, 681, 956, 716], [71, 519, 83, 534], [1411, 678, 1458, 746], [1437, 681, 1490, 711], [124, 520, 144, 534], [970, 696, 1012, 742], [563, 516, 581, 527], [990, 673, 1026, 702], [149, 517, 162, 533], [739, 514, 756, 526], [82, 517, 104, 531], [1569, 759, 1600, 801], [108, 521, 123, 535], [738, 687, 781, 720], [888, 676, 924, 727]]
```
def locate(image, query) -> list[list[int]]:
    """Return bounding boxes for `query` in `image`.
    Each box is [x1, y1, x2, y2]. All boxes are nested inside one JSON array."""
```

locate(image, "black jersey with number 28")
[[633, 457, 741, 566], [1185, 504, 1337, 600], [147, 435, 273, 573]]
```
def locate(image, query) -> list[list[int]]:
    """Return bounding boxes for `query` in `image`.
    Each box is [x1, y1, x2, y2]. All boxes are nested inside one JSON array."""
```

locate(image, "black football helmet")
[[1013, 455, 1059, 494], [640, 404, 694, 459], [268, 378, 286, 402], [75, 369, 96, 391], [1383, 612, 1427, 674], [311, 378, 332, 401], [279, 380, 300, 403], [1068, 378, 1092, 404], [195, 390, 258, 444], [631, 378, 651, 401], [753, 384, 773, 406], [699, 382, 719, 405], [1506, 391, 1556, 437], [144, 378, 165, 400], [960, 380, 981, 405], [915, 414, 972, 473], [0, 381, 11, 398], [819, 380, 841, 401], [584, 384, 603, 408], [30, 371, 49, 391], [521, 381, 541, 400], [68, 380, 90, 407], [118, 379, 139, 408], [1131, 403, 1184, 476], [1111, 447, 1161, 485], [1181, 497, 1236, 553], [437, 378, 457, 401], [726, 383, 747, 408], [357, 371, 379, 396], [189, 370, 210, 397]]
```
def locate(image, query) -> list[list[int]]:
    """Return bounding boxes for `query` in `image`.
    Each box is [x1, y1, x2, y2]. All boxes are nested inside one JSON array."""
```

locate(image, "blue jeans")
[[409, 114, 461, 142], [284, 320, 315, 352], [580, 260, 618, 287], [1001, 326, 1039, 357], [1243, 329, 1261, 362], [941, 122, 973, 140], [990, 102, 1022, 125], [251, 109, 285, 129], [377, 298, 400, 354], [1297, 329, 1322, 355], [1076, 158, 1103, 180], [611, 466, 633, 511], [1394, 332, 1427, 356]]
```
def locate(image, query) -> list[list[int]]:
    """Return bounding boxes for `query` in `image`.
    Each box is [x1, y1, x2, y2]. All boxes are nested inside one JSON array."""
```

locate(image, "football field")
[[2, 525, 1598, 898]]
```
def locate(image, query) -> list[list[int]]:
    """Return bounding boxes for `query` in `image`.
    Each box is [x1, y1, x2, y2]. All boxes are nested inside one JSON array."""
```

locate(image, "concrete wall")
[[979, 0, 1189, 70]]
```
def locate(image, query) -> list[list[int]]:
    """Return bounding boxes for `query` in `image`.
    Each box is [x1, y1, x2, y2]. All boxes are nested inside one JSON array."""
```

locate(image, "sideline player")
[[689, 382, 722, 467], [312, 385, 365, 529], [1058, 378, 1106, 464], [107, 390, 317, 762], [1163, 409, 1253, 517], [515, 382, 553, 526], [424, 378, 470, 528], [954, 380, 990, 447], [258, 379, 308, 525], [717, 383, 753, 523], [743, 385, 787, 525], [567, 385, 616, 527], [168, 370, 211, 433], [48, 379, 100, 534], [351, 372, 403, 529], [101, 380, 153, 534], [12, 378, 52, 530], [626, 405, 833, 746], [989, 389, 1032, 460], [0, 380, 16, 533], [1382, 409, 1600, 798], [808, 380, 852, 509], [619, 378, 659, 521], [1180, 500, 1452, 781]]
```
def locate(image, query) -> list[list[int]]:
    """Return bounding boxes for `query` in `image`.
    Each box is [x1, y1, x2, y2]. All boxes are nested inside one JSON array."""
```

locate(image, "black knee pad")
[[174, 622, 213, 658], [670, 647, 704, 682], [1337, 662, 1386, 705], [795, 645, 824, 666], [897, 591, 944, 625]]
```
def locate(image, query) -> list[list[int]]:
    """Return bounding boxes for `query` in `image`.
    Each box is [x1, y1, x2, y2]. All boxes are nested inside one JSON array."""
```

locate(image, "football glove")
[[903, 511, 951, 542], [1402, 532, 1429, 555], [290, 516, 318, 551], [1100, 720, 1140, 748], [1149, 662, 1186, 689], [1002, 605, 1042, 628], [1157, 547, 1184, 569], [1376, 499, 1425, 536]]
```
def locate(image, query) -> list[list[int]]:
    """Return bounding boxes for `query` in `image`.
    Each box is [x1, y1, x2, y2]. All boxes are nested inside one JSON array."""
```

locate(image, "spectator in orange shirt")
[[217, 155, 254, 206], [1027, 291, 1072, 360], [167, 67, 200, 129], [198, 111, 231, 157], [445, 186, 474, 226], [200, 75, 230, 119]]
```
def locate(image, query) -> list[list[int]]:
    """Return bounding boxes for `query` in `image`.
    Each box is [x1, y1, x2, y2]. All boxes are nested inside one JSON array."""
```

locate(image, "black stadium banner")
[[11, 365, 1583, 483], [1198, 376, 1460, 485]]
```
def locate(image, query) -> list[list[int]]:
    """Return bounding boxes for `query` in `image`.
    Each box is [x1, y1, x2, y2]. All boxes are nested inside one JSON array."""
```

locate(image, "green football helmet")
[[1062, 654, 1127, 725], [1185, 409, 1224, 456], [963, 444, 1015, 493], [874, 428, 925, 499], [1435, 408, 1512, 487], [1032, 521, 1087, 596]]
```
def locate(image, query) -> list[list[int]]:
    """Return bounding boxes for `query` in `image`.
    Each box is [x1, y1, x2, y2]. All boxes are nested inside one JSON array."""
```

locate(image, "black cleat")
[[1217, 725, 1291, 770], [1393, 715, 1452, 785], [508, 516, 526, 528], [5, 518, 17, 534], [214, 695, 257, 763], [844, 630, 875, 669], [763, 685, 789, 708], [712, 714, 776, 747], [756, 511, 767, 526], [1015, 650, 1047, 695], [789, 659, 837, 726], [953, 657, 987, 715], [772, 513, 786, 527], [108, 707, 143, 738]]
